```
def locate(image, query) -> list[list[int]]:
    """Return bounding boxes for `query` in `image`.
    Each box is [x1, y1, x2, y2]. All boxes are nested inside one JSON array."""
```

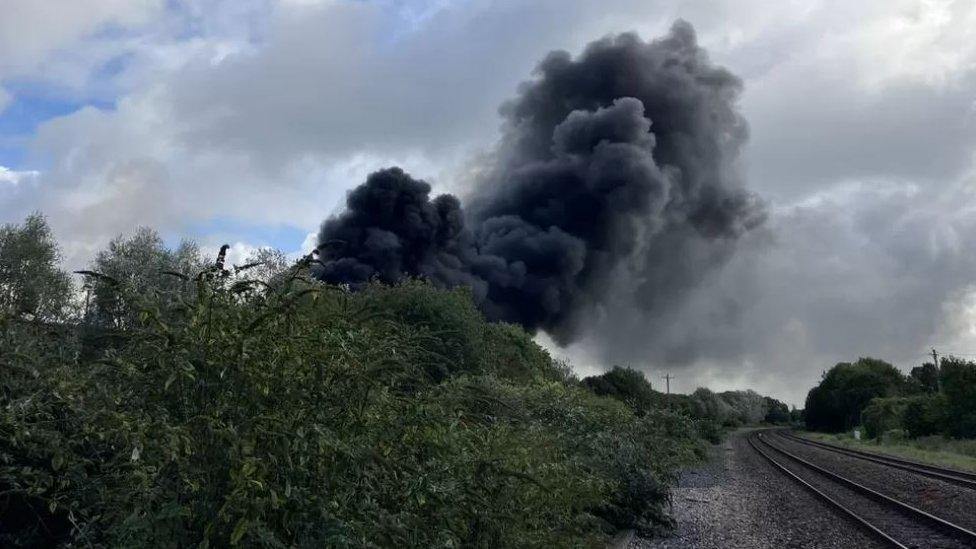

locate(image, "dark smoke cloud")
[[315, 20, 765, 346]]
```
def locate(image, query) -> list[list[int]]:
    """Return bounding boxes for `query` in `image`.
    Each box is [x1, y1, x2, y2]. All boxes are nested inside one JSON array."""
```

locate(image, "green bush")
[[695, 419, 724, 445], [581, 367, 662, 415], [0, 269, 705, 547], [902, 394, 948, 438], [360, 280, 486, 382], [862, 397, 909, 439], [483, 322, 567, 383]]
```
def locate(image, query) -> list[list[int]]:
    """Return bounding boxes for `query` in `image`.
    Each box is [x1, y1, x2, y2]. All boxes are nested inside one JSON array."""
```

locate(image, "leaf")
[[230, 518, 249, 545], [51, 454, 64, 471]]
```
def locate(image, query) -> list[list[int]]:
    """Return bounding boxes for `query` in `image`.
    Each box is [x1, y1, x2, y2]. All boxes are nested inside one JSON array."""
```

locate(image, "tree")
[[790, 406, 804, 424], [582, 366, 660, 414], [908, 363, 939, 393], [940, 357, 976, 438], [763, 396, 791, 424], [719, 390, 768, 425], [804, 358, 905, 432], [242, 247, 290, 285], [0, 213, 73, 321], [861, 397, 908, 439], [902, 394, 947, 438], [85, 228, 205, 327], [688, 387, 734, 426]]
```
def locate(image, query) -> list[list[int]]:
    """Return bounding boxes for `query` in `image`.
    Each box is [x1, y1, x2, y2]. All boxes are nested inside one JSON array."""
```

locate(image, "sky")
[[2, 0, 976, 405]]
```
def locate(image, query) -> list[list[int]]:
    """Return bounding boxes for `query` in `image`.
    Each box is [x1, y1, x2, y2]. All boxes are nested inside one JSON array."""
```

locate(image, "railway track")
[[776, 430, 976, 490], [749, 431, 976, 548]]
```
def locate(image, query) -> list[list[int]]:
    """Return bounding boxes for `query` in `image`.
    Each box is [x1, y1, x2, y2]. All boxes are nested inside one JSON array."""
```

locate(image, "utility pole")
[[661, 373, 674, 409], [932, 348, 942, 393], [661, 373, 674, 396]]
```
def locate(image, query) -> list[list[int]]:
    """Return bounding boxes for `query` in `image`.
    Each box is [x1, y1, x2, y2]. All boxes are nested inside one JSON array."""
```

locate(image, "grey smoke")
[[315, 20, 765, 346]]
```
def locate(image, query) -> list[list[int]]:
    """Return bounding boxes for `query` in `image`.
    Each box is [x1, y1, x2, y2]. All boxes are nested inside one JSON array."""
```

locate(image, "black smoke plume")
[[315, 21, 765, 345]]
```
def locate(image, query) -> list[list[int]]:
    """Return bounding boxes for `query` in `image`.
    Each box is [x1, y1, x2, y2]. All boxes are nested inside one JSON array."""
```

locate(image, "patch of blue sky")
[[171, 217, 309, 252], [0, 82, 115, 169], [0, 140, 27, 170]]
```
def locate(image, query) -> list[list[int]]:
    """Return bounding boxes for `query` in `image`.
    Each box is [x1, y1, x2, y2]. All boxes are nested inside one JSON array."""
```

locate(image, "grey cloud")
[[315, 22, 766, 348], [567, 173, 976, 406]]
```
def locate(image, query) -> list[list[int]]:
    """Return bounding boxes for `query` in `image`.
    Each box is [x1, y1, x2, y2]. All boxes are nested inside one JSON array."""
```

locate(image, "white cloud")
[[0, 0, 162, 81], [0, 165, 39, 186], [199, 241, 259, 268]]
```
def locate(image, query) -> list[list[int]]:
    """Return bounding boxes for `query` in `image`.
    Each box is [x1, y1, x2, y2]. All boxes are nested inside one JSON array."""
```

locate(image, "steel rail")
[[746, 433, 907, 548], [777, 430, 976, 489], [755, 431, 976, 547]]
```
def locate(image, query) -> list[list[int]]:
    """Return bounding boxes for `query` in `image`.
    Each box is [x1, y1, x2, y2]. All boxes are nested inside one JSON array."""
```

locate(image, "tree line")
[[804, 356, 976, 439], [582, 367, 796, 444], [1, 213, 789, 547]]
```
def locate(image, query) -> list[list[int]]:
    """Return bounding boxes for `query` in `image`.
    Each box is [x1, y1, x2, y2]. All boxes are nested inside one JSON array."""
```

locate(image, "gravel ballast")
[[769, 431, 976, 534], [633, 430, 885, 549]]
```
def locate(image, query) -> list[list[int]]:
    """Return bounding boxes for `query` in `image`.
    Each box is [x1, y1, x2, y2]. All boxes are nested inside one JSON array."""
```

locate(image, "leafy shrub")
[[695, 419, 724, 445], [862, 397, 909, 439], [483, 322, 567, 383], [902, 394, 948, 438], [0, 264, 706, 547], [360, 280, 486, 382], [581, 367, 662, 415]]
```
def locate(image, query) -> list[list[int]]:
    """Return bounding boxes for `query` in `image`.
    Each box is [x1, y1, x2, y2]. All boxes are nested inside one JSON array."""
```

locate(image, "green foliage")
[[804, 358, 905, 432], [861, 397, 908, 439], [483, 322, 568, 383], [790, 407, 805, 424], [687, 388, 775, 429], [688, 388, 734, 426], [695, 419, 724, 445], [242, 247, 291, 287], [806, 355, 976, 441], [579, 371, 786, 444], [359, 280, 486, 382], [902, 394, 948, 438], [581, 367, 661, 415], [763, 397, 791, 424], [0, 240, 707, 548], [0, 213, 73, 321], [940, 357, 976, 438], [908, 363, 939, 394], [717, 390, 767, 426], [85, 227, 205, 328]]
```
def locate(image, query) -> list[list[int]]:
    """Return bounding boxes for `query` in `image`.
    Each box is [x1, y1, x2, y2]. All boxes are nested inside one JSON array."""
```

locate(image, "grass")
[[798, 431, 976, 473]]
